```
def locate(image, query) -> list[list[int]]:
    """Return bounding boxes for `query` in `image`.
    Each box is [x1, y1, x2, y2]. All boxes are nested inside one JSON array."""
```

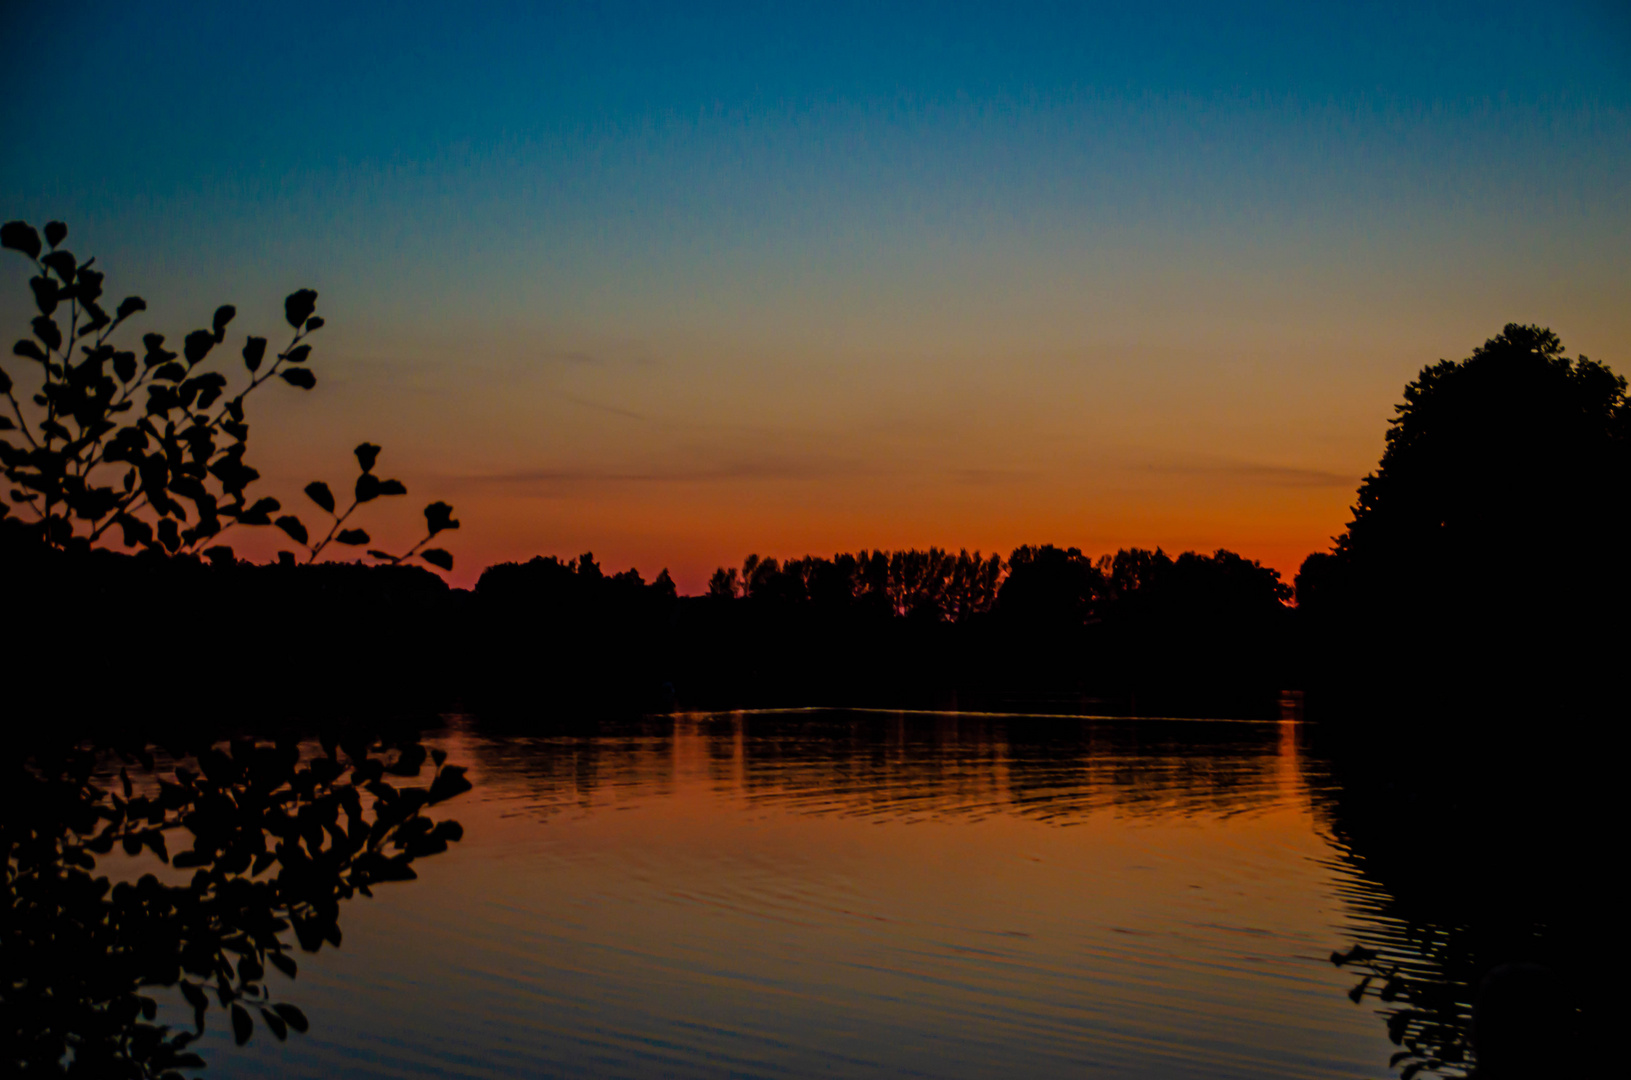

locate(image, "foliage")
[[1293, 324, 1629, 715], [702, 544, 1289, 625], [283, 443, 460, 571], [471, 544, 1294, 718], [1302, 323, 1629, 607], [1329, 944, 1470, 1079], [2, 731, 472, 1077], [0, 220, 455, 572], [708, 549, 1007, 620]]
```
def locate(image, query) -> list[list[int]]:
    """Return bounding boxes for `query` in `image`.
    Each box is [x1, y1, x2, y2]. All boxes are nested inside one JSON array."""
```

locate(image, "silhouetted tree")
[[996, 545, 1103, 629], [1338, 325, 1625, 579], [1297, 324, 1629, 714], [1099, 546, 1174, 602]]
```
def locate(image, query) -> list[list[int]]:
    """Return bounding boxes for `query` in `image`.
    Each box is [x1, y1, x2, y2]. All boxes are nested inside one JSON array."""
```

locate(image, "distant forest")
[[475, 542, 1296, 717], [4, 531, 1299, 725], [2, 210, 1623, 731]]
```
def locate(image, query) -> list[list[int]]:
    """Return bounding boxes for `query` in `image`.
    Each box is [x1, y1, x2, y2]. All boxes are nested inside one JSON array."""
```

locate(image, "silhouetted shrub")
[[0, 219, 456, 573]]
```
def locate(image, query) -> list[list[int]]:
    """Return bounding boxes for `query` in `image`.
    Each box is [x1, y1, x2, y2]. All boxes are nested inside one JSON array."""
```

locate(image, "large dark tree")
[[1297, 324, 1629, 715]]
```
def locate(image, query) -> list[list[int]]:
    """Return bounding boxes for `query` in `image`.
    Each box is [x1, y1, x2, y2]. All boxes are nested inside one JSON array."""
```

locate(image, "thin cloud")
[[951, 466, 1040, 486], [462, 448, 878, 487], [557, 392, 652, 421], [1144, 459, 1357, 488]]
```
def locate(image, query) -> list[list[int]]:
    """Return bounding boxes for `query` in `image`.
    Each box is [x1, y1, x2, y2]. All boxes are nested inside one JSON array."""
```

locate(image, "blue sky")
[[3, 2, 1628, 583]]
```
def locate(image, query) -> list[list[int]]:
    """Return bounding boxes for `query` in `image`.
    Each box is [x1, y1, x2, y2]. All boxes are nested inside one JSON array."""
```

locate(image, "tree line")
[[700, 545, 1289, 626], [461, 542, 1297, 719], [3, 222, 1625, 723]]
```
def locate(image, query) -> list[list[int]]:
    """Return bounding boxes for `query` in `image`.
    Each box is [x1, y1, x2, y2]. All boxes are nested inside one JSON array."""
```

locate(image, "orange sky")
[[7, 5, 1627, 589], [215, 293, 1626, 591]]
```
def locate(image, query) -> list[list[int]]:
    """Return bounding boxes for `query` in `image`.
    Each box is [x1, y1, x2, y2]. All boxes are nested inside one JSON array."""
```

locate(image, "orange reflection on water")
[[219, 711, 1392, 1079]]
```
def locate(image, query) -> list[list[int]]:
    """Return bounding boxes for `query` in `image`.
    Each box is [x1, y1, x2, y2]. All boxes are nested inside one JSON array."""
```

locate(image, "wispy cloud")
[[950, 466, 1040, 486], [461, 446, 878, 487], [556, 392, 652, 421], [1143, 459, 1357, 488]]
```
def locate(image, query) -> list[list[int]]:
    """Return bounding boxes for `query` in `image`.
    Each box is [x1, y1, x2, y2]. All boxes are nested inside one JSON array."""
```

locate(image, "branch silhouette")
[[1, 220, 457, 574]]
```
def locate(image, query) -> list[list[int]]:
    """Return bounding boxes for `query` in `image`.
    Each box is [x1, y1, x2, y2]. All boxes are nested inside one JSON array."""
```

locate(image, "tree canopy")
[[1296, 324, 1629, 714], [1343, 324, 1626, 575]]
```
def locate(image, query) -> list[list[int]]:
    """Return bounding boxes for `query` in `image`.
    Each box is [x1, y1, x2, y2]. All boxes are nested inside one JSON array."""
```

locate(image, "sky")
[[3, 1, 1628, 589]]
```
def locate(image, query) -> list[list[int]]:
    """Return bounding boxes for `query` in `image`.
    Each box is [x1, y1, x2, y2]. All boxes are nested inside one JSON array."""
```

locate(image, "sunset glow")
[[5, 2, 1627, 587]]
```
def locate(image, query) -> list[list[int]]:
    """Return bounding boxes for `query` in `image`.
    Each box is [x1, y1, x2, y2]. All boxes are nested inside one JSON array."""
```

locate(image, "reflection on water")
[[2, 733, 471, 1078], [189, 709, 1382, 1079], [19, 711, 1579, 1078], [478, 710, 1311, 825], [1313, 731, 1602, 1078]]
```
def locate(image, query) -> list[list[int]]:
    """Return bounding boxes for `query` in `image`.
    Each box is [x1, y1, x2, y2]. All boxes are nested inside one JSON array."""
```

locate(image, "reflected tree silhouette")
[[1329, 943, 1472, 1078], [459, 711, 1292, 825], [1313, 728, 1601, 1079], [2, 731, 471, 1077]]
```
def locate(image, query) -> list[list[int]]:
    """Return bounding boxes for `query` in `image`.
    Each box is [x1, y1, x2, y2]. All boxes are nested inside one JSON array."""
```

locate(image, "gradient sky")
[[3, 2, 1627, 588]]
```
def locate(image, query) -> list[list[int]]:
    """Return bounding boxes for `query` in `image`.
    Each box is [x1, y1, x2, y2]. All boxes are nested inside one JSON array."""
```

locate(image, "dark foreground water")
[[116, 710, 1517, 1078]]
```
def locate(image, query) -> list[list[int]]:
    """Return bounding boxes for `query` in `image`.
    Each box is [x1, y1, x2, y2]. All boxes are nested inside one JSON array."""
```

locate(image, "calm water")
[[155, 711, 1436, 1078]]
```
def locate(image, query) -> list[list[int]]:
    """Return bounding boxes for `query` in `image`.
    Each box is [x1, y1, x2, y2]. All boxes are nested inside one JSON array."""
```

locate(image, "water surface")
[[183, 710, 1420, 1078]]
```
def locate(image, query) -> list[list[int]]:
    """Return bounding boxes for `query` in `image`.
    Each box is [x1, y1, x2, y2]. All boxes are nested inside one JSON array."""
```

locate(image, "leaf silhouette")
[[428, 765, 472, 805], [354, 443, 381, 473], [273, 1003, 309, 1033], [424, 501, 459, 535], [183, 329, 215, 366], [275, 515, 309, 545], [231, 1003, 252, 1046], [115, 295, 146, 320], [179, 982, 208, 1033], [242, 336, 267, 373], [303, 481, 335, 514], [421, 548, 454, 571], [41, 250, 76, 283], [43, 221, 66, 248], [280, 368, 316, 389], [116, 514, 153, 548], [284, 288, 317, 329], [259, 1007, 288, 1041], [212, 304, 236, 340], [336, 528, 370, 546], [29, 276, 57, 316], [2, 220, 42, 259], [32, 316, 61, 352]]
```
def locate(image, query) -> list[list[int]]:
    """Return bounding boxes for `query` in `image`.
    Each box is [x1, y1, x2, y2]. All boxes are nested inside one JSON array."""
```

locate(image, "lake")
[[116, 708, 1496, 1079]]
